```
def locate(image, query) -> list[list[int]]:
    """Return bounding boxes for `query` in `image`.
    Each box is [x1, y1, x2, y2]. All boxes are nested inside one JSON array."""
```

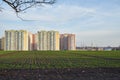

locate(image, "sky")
[[0, 0, 120, 47]]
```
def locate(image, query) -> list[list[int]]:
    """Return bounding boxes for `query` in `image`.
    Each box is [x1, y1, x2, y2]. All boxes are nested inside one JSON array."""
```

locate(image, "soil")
[[0, 68, 120, 80]]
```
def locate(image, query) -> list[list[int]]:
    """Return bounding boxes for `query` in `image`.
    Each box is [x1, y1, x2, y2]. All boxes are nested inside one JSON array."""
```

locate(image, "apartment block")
[[3, 30, 75, 51], [37, 31, 48, 50], [4, 30, 28, 51], [47, 31, 59, 50], [1, 37, 4, 50], [32, 34, 38, 50], [0, 38, 1, 50], [0, 37, 5, 50], [37, 30, 59, 51], [60, 34, 76, 50]]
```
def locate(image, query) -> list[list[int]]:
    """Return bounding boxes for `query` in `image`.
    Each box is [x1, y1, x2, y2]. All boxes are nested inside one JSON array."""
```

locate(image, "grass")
[[0, 51, 16, 54], [0, 51, 120, 69]]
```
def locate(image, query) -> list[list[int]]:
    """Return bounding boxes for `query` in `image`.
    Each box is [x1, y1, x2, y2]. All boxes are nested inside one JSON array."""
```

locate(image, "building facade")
[[0, 38, 1, 50], [32, 34, 38, 50], [1, 37, 4, 50], [60, 34, 76, 50], [4, 30, 28, 51], [37, 30, 59, 51], [3, 30, 76, 51], [37, 31, 48, 50], [47, 31, 59, 50]]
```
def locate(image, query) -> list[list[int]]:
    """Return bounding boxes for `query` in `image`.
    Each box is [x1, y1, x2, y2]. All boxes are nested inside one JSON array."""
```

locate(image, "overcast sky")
[[0, 0, 120, 47]]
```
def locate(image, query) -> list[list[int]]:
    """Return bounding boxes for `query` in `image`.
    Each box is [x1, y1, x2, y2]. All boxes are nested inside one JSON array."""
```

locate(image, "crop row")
[[0, 51, 120, 69]]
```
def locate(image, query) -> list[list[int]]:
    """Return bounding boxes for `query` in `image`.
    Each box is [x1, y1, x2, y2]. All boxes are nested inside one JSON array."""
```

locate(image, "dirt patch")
[[0, 68, 120, 80]]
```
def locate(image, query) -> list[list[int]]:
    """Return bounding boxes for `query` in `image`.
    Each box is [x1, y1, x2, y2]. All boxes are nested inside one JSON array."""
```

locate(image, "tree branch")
[[3, 0, 56, 12], [0, 0, 3, 12]]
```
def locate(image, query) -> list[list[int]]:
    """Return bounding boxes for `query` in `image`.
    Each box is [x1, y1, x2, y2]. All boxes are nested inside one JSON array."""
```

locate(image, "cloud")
[[51, 5, 96, 22], [12, 4, 96, 22], [0, 7, 24, 21]]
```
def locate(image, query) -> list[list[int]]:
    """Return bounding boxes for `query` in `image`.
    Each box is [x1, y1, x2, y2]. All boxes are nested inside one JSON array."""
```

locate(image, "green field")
[[0, 51, 120, 69]]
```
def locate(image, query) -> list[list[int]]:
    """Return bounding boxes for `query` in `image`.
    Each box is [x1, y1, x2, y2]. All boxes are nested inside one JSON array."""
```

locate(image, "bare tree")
[[1, 0, 56, 12]]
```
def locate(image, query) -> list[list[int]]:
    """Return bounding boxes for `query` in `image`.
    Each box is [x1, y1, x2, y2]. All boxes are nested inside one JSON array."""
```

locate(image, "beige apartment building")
[[4, 30, 28, 51], [47, 31, 59, 50], [37, 30, 60, 51]]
